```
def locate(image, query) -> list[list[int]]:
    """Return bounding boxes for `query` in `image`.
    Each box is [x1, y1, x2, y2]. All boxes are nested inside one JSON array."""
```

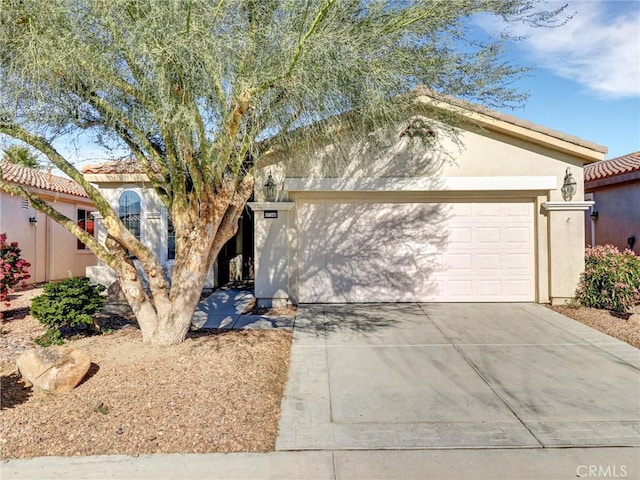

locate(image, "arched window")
[[119, 191, 141, 241]]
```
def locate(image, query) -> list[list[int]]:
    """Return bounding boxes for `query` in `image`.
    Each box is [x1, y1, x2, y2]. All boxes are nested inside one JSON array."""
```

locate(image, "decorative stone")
[[16, 346, 91, 394], [628, 313, 640, 325]]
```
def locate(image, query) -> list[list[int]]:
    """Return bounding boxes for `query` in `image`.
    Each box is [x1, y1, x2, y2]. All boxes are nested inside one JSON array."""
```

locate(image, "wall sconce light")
[[263, 173, 277, 202], [28, 216, 38, 226], [561, 167, 577, 201], [590, 211, 599, 221], [628, 236, 636, 250]]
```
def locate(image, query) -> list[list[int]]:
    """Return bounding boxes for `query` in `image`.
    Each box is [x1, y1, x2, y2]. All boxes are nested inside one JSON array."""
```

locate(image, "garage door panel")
[[476, 227, 501, 243], [507, 227, 531, 244], [506, 253, 532, 270], [297, 201, 534, 303]]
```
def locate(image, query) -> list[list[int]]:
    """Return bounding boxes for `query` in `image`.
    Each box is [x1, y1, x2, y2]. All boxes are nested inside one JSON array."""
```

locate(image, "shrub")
[[0, 233, 31, 314], [31, 277, 106, 346], [575, 245, 640, 312]]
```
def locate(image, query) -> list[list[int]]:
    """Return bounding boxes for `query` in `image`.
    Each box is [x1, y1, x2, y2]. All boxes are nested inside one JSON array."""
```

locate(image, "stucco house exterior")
[[81, 159, 252, 291], [584, 152, 640, 254], [80, 91, 607, 307], [250, 91, 606, 307], [0, 162, 97, 283]]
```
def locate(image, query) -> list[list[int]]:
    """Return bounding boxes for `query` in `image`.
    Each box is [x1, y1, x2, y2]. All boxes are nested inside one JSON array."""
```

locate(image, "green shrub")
[[575, 245, 640, 312], [31, 277, 106, 346]]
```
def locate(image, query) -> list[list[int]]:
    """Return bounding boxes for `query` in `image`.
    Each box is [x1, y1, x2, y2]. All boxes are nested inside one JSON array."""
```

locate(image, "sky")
[[14, 0, 640, 166], [481, 0, 640, 159]]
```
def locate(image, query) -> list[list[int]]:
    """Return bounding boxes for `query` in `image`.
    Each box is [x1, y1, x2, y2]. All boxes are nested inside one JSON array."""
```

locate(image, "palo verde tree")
[[0, 1, 567, 345]]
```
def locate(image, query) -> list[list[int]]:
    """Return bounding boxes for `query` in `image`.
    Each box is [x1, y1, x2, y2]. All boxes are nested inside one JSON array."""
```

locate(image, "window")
[[118, 191, 141, 241], [77, 209, 94, 250], [167, 216, 176, 260]]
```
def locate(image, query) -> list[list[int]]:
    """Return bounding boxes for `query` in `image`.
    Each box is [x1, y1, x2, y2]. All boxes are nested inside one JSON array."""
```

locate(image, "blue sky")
[[13, 1, 640, 166], [483, 0, 639, 159]]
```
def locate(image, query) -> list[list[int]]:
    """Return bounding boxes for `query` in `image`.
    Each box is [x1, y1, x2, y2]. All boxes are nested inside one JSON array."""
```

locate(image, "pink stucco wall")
[[587, 181, 640, 254], [0, 192, 97, 283]]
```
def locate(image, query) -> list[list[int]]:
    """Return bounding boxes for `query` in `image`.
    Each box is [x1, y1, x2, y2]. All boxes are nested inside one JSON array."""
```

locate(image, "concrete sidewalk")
[[191, 288, 294, 330], [3, 447, 639, 479]]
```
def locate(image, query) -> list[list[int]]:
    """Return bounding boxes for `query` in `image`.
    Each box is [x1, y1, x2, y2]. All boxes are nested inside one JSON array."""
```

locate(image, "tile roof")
[[584, 151, 640, 182], [81, 157, 146, 175], [0, 162, 88, 197]]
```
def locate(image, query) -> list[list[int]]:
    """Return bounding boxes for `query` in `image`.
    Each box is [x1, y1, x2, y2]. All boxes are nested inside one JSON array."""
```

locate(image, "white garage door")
[[297, 200, 535, 303]]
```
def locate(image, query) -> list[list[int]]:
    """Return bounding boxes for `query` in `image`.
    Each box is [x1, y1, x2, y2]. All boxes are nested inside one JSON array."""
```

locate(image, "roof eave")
[[585, 170, 640, 189], [417, 95, 607, 163]]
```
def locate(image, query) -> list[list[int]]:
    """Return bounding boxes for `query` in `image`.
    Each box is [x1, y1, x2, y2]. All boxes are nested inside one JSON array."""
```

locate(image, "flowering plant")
[[575, 245, 640, 312], [0, 233, 31, 313]]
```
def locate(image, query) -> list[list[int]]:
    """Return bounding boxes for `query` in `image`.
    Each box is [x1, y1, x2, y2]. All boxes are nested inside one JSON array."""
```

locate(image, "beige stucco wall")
[[0, 192, 97, 284], [250, 202, 295, 307], [587, 182, 640, 254], [87, 181, 217, 289], [253, 116, 600, 305]]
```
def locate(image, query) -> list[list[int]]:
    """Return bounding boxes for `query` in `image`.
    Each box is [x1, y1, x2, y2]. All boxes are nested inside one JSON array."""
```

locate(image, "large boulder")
[[16, 346, 91, 394]]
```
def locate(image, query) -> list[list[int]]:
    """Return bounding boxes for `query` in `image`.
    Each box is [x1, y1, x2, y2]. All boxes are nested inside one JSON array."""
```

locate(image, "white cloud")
[[479, 1, 640, 98]]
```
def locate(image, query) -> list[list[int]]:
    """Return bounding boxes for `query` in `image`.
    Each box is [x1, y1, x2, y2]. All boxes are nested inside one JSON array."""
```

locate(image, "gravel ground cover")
[[0, 287, 292, 459], [547, 304, 640, 349]]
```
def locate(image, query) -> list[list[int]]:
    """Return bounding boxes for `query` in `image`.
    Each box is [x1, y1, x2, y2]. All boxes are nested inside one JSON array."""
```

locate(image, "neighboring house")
[[0, 162, 97, 283], [584, 151, 640, 254], [250, 90, 606, 307], [81, 158, 252, 290]]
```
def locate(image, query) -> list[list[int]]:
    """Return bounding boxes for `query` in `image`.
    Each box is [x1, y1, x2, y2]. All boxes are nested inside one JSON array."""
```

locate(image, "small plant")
[[31, 277, 106, 346], [0, 233, 31, 315], [575, 245, 640, 313]]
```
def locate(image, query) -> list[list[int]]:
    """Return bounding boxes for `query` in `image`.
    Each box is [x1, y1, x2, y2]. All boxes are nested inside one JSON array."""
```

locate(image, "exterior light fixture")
[[561, 167, 577, 201], [28, 216, 38, 226], [589, 211, 599, 221], [263, 173, 277, 202]]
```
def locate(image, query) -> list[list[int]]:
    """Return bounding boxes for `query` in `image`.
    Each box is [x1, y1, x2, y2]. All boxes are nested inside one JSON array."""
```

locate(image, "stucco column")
[[543, 201, 593, 305], [248, 202, 295, 308]]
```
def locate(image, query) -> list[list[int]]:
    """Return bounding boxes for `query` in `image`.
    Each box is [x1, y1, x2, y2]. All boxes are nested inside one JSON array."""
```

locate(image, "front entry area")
[[297, 200, 535, 303], [277, 303, 640, 450]]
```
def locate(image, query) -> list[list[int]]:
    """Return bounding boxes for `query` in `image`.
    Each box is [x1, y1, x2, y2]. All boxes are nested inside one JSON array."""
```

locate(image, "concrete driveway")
[[277, 303, 640, 450]]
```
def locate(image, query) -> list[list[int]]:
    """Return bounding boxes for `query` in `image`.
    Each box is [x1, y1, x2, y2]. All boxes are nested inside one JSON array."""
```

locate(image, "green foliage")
[[34, 328, 64, 347], [0, 1, 569, 193], [31, 277, 106, 345], [2, 145, 40, 168], [575, 245, 640, 313]]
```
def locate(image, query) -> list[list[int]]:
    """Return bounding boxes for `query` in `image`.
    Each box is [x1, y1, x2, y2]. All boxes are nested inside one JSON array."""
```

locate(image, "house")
[[80, 91, 607, 307], [0, 162, 97, 283], [250, 90, 606, 307], [80, 158, 252, 290], [584, 152, 640, 253]]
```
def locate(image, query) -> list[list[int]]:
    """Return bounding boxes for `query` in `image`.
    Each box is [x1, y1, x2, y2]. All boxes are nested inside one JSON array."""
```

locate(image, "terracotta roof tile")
[[584, 151, 640, 182], [0, 162, 88, 197], [81, 157, 145, 175]]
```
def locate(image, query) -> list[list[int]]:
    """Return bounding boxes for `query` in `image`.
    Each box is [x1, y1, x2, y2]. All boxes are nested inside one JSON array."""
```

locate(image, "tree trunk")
[[128, 180, 254, 346]]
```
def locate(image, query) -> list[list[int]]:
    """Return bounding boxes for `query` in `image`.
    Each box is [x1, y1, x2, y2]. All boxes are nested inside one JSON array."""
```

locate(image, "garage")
[[250, 93, 605, 307], [297, 199, 535, 303]]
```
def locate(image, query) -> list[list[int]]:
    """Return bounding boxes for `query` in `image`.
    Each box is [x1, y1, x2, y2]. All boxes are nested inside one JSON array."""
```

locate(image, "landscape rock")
[[628, 313, 640, 325], [16, 346, 91, 394]]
